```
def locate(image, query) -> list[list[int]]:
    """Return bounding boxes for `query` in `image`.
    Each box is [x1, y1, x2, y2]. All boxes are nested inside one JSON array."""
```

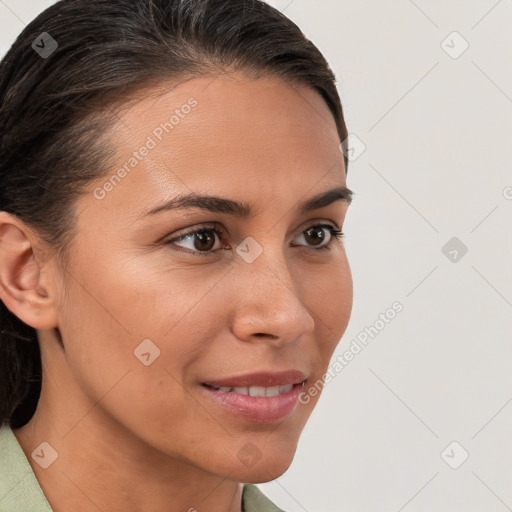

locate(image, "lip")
[[202, 370, 307, 388], [200, 381, 304, 423]]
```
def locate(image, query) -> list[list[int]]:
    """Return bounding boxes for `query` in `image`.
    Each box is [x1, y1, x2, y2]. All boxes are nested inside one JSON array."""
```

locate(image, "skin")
[[0, 72, 352, 512]]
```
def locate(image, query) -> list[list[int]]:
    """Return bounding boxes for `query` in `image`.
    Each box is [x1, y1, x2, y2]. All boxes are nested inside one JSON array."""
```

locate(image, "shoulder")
[[242, 483, 287, 512], [0, 424, 53, 511]]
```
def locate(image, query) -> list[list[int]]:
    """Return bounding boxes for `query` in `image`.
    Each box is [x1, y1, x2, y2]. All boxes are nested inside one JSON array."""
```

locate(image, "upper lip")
[[203, 370, 307, 388]]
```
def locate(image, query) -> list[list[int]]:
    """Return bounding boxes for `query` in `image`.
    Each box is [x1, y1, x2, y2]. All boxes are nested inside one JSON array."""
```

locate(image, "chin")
[[244, 463, 295, 484], [228, 442, 298, 484]]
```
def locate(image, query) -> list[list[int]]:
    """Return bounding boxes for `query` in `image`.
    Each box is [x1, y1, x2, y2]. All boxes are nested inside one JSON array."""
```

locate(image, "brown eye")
[[304, 226, 327, 246], [189, 230, 217, 251], [165, 226, 226, 256], [293, 224, 344, 249]]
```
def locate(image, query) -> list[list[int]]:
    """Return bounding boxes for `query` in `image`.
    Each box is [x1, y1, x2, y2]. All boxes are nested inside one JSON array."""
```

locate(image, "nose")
[[229, 244, 316, 346]]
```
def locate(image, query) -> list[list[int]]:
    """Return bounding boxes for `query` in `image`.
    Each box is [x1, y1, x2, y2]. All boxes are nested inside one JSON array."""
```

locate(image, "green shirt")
[[0, 426, 285, 512]]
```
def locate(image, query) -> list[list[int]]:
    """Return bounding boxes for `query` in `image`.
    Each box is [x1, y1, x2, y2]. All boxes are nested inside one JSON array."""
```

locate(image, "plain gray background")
[[1, 1, 511, 511]]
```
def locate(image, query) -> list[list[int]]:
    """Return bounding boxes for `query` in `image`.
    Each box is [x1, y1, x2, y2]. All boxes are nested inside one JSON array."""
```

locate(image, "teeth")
[[211, 384, 295, 396], [263, 386, 281, 397], [246, 386, 268, 396], [279, 384, 293, 393]]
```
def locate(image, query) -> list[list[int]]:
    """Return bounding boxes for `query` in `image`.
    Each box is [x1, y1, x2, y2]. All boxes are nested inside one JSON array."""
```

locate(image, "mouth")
[[199, 380, 307, 424]]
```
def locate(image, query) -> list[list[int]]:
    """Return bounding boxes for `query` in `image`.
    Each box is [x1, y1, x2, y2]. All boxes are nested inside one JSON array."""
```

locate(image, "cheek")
[[293, 261, 352, 409], [55, 255, 222, 414], [56, 278, 212, 448], [306, 256, 353, 348]]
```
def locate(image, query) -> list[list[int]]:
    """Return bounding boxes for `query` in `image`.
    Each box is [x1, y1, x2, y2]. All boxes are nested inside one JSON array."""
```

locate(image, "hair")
[[0, 0, 349, 429]]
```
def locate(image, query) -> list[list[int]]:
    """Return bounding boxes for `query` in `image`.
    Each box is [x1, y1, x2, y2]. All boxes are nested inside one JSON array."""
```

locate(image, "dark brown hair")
[[0, 0, 349, 428]]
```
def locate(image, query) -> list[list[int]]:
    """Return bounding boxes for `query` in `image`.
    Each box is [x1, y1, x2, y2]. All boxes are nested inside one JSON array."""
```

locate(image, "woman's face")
[[47, 73, 352, 482]]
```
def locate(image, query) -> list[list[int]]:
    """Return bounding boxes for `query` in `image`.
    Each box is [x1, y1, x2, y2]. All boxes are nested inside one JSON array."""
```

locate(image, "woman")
[[0, 0, 353, 510]]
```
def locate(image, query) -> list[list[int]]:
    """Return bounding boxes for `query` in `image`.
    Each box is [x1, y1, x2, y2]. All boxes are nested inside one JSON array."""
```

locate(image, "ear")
[[0, 211, 59, 330]]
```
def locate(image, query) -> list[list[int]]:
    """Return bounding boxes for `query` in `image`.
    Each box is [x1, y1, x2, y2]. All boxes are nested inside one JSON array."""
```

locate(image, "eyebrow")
[[139, 186, 353, 219]]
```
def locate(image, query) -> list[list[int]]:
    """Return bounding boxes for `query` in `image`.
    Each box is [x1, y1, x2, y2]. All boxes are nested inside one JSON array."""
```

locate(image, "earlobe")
[[0, 212, 59, 330]]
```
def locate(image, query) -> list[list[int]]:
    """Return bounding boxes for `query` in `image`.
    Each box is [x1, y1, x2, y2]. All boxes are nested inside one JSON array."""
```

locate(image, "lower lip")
[[200, 383, 303, 424]]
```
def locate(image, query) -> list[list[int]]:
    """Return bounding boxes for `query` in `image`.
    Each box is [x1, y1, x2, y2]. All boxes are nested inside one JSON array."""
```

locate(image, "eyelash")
[[163, 223, 345, 257]]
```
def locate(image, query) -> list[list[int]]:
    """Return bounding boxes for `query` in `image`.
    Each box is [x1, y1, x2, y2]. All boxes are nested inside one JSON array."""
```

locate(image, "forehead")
[[92, 73, 346, 215]]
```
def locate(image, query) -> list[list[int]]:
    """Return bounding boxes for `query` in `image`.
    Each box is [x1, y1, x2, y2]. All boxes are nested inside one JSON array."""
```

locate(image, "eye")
[[163, 223, 344, 256], [292, 224, 344, 250], [165, 224, 227, 256]]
